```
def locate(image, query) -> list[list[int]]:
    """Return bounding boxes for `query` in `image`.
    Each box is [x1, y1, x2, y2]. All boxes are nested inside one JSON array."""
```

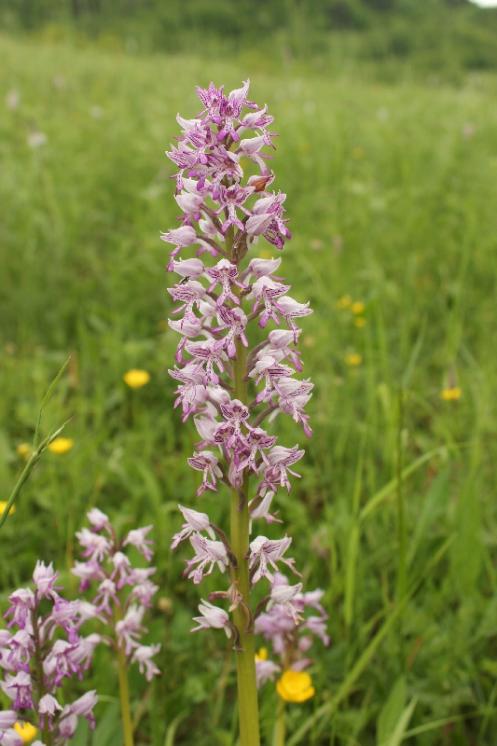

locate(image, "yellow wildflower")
[[0, 501, 15, 516], [336, 295, 352, 310], [48, 437, 74, 455], [345, 352, 362, 367], [277, 670, 315, 703], [123, 369, 151, 389], [255, 647, 268, 662], [351, 301, 365, 315], [16, 442, 32, 459], [440, 386, 462, 401], [14, 722, 37, 743], [354, 317, 366, 328]]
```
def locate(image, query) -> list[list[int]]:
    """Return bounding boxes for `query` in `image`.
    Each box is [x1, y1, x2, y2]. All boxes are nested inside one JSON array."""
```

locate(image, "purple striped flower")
[[72, 510, 160, 682], [0, 563, 99, 743], [164, 81, 325, 718]]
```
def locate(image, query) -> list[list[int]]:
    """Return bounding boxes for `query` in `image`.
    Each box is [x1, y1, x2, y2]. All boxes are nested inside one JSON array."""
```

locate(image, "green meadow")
[[1, 26, 497, 744]]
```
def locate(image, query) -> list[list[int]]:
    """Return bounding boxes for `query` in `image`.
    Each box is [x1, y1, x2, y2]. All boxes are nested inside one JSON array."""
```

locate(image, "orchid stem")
[[114, 608, 134, 746], [32, 610, 53, 746], [117, 642, 134, 746], [231, 301, 260, 746]]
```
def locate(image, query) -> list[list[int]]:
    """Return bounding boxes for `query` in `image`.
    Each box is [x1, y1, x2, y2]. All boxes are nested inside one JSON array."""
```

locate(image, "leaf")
[[360, 446, 448, 521], [91, 702, 120, 746], [385, 698, 417, 746], [287, 537, 453, 746], [164, 712, 187, 746], [407, 468, 450, 567], [33, 355, 71, 447], [287, 597, 407, 746], [377, 676, 406, 746], [0, 419, 70, 529], [344, 522, 360, 629]]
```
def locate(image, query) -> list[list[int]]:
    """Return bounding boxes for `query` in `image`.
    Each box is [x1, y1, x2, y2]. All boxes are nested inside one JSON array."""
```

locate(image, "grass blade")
[[360, 446, 448, 522], [0, 420, 70, 529]]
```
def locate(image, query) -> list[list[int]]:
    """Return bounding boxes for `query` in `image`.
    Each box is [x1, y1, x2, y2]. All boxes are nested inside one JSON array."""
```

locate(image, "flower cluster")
[[165, 81, 322, 653], [254, 573, 329, 695], [72, 509, 160, 682], [0, 562, 99, 745]]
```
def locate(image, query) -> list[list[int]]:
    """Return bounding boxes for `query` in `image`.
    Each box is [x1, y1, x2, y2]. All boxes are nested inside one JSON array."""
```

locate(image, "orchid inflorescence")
[[72, 508, 160, 682], [0, 511, 159, 746], [164, 78, 327, 720], [0, 561, 99, 745], [255, 573, 329, 694]]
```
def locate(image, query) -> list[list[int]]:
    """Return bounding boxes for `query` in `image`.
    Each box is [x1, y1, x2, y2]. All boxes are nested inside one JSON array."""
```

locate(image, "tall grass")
[[1, 32, 497, 744]]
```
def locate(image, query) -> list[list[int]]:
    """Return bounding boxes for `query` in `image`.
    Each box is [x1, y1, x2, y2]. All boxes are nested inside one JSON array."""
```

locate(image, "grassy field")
[[1, 32, 497, 745]]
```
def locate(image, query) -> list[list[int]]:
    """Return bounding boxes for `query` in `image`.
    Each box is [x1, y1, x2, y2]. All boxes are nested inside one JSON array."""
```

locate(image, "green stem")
[[117, 642, 134, 746], [114, 609, 134, 746], [395, 388, 406, 669], [273, 697, 286, 746], [0, 420, 70, 529], [31, 611, 53, 746], [231, 334, 261, 746]]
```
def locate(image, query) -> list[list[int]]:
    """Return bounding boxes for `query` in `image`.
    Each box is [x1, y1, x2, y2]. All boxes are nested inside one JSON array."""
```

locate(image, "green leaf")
[[385, 698, 417, 746], [360, 447, 448, 521], [344, 522, 360, 629], [92, 702, 121, 746], [164, 712, 187, 746], [377, 676, 406, 746]]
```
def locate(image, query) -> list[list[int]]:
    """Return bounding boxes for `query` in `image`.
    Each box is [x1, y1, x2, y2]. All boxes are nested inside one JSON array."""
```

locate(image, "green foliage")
[[1, 0, 497, 75], [1, 27, 497, 745]]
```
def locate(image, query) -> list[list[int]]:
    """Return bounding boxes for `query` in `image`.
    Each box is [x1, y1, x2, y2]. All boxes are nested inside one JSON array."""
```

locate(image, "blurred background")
[[1, 1, 497, 744]]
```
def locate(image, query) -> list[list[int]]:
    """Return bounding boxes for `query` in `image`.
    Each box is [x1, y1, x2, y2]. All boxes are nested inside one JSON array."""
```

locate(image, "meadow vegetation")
[[1, 7, 497, 742]]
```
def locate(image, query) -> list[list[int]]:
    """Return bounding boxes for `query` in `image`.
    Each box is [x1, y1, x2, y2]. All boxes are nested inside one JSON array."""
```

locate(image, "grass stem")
[[273, 697, 286, 746]]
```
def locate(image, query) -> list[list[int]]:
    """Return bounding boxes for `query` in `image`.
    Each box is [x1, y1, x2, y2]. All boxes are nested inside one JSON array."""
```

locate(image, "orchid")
[[165, 80, 319, 746], [0, 562, 99, 745], [255, 573, 329, 672], [72, 509, 160, 746]]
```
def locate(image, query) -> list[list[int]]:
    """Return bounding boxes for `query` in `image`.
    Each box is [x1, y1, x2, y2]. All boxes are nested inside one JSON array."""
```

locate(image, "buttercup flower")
[[47, 438, 74, 455], [14, 721, 38, 743], [123, 369, 151, 388], [351, 301, 365, 315], [276, 670, 315, 703], [0, 501, 15, 516], [344, 352, 362, 367], [440, 386, 462, 401], [16, 443, 31, 459], [255, 647, 268, 662]]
